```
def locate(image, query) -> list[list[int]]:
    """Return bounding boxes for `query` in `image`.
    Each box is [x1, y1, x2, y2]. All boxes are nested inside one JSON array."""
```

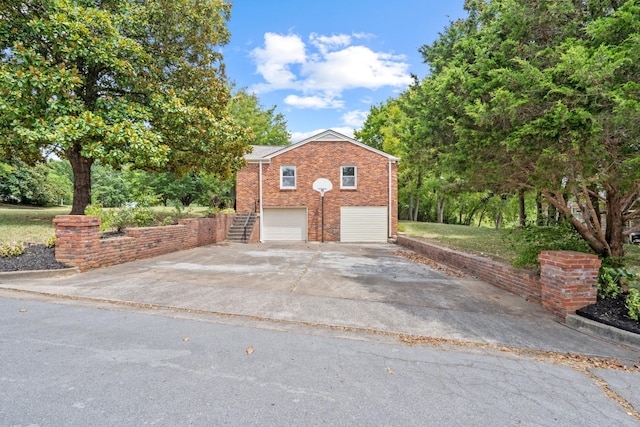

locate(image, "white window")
[[281, 166, 296, 189], [341, 166, 356, 189]]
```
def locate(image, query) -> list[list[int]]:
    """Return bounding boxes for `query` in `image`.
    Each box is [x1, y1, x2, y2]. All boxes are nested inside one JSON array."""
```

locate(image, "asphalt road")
[[2, 297, 639, 426]]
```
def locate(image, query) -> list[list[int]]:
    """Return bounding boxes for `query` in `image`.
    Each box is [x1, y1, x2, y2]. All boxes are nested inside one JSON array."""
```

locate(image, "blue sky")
[[223, 1, 468, 142]]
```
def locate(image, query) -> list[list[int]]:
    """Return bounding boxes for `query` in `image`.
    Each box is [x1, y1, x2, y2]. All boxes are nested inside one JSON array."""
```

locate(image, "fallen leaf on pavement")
[[246, 346, 254, 355]]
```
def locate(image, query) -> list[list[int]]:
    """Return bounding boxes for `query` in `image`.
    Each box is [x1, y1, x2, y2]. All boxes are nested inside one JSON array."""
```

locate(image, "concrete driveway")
[[1, 242, 638, 361]]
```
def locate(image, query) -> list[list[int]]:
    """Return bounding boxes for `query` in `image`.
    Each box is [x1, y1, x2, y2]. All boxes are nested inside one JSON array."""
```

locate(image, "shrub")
[[397, 223, 406, 233], [112, 205, 154, 231], [597, 267, 624, 299], [160, 216, 175, 226], [45, 235, 56, 248], [508, 223, 592, 268], [85, 204, 115, 232], [626, 288, 640, 321], [0, 241, 25, 258]]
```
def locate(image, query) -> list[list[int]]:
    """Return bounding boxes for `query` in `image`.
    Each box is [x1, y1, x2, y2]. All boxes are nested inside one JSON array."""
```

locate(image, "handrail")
[[242, 213, 252, 242]]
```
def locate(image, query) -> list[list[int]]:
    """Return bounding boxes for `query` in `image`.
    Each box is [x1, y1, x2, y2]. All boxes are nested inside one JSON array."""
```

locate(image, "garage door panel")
[[341, 206, 387, 242], [263, 208, 307, 241]]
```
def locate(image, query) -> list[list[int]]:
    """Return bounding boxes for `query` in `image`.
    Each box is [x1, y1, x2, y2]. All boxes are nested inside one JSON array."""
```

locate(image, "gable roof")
[[244, 129, 400, 163]]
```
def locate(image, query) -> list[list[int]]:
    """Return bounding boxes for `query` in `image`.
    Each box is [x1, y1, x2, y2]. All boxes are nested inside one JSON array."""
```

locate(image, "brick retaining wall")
[[397, 235, 600, 318], [54, 214, 233, 271]]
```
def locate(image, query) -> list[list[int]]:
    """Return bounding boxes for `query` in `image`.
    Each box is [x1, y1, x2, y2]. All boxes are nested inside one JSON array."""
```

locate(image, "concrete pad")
[[593, 369, 640, 410], [1, 242, 638, 362]]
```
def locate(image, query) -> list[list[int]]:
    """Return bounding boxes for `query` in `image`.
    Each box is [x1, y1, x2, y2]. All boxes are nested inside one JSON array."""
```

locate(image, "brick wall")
[[538, 250, 601, 318], [54, 214, 234, 271], [236, 141, 398, 241], [398, 236, 600, 318]]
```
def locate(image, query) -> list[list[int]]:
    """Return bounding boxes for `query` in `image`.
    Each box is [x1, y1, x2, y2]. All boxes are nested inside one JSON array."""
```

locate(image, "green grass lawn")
[[401, 220, 640, 270], [0, 204, 211, 244], [0, 204, 69, 244]]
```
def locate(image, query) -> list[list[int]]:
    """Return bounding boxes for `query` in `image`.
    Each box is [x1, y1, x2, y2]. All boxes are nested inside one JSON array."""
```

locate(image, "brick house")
[[235, 129, 399, 242]]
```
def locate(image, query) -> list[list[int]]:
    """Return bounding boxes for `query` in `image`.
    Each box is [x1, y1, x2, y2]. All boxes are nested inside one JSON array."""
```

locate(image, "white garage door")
[[340, 206, 388, 242], [263, 208, 307, 241]]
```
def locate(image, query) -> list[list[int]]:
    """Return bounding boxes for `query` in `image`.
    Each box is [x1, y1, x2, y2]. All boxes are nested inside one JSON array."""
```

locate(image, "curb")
[[0, 267, 80, 282], [565, 314, 640, 349]]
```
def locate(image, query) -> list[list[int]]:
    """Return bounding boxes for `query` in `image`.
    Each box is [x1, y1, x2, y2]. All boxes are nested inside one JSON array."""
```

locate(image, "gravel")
[[0, 244, 69, 272]]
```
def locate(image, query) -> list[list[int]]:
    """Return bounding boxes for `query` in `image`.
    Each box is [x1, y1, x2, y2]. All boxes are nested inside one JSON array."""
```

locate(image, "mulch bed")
[[0, 244, 69, 271], [577, 295, 640, 336]]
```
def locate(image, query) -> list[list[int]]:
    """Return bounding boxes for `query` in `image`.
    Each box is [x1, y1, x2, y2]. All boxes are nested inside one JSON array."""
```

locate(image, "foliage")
[[85, 204, 115, 232], [91, 164, 131, 208], [384, 0, 640, 259], [627, 288, 640, 321], [44, 235, 56, 249], [597, 267, 625, 299], [0, 241, 25, 258], [0, 0, 250, 214], [509, 223, 592, 268], [0, 158, 65, 206], [228, 87, 290, 146]]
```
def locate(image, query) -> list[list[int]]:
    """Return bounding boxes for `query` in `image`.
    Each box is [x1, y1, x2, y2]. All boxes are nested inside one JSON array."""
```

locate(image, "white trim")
[[340, 165, 357, 189], [259, 161, 264, 242], [280, 165, 296, 189], [260, 130, 400, 162], [388, 160, 392, 238]]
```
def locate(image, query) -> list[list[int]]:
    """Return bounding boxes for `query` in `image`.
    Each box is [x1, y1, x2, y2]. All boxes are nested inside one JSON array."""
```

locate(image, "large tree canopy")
[[0, 0, 250, 214], [411, 0, 640, 258], [227, 87, 290, 146]]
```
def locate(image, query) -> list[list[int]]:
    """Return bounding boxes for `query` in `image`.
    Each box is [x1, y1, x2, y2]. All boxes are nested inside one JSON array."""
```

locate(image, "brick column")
[[53, 215, 101, 271], [538, 251, 601, 318]]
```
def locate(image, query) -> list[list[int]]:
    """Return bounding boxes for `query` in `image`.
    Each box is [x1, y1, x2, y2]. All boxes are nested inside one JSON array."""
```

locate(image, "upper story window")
[[341, 166, 356, 189], [281, 166, 296, 189]]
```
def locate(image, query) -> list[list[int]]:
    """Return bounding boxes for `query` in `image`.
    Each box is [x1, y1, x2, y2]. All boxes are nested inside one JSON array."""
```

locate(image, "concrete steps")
[[227, 213, 256, 243]]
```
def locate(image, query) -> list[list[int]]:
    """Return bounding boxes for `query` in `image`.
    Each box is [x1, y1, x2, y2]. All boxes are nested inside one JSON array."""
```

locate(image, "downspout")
[[388, 160, 392, 238], [259, 161, 264, 243]]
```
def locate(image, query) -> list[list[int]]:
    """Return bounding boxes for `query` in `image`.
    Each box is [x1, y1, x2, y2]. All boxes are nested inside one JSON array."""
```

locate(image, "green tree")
[[47, 159, 74, 205], [0, 158, 63, 206], [92, 163, 131, 207], [414, 0, 640, 258], [0, 0, 249, 215], [227, 87, 290, 146]]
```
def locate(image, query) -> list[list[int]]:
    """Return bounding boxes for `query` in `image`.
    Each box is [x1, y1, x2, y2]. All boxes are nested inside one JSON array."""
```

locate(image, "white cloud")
[[342, 110, 369, 128], [250, 31, 412, 108], [284, 94, 344, 109], [250, 33, 306, 90], [309, 33, 351, 55]]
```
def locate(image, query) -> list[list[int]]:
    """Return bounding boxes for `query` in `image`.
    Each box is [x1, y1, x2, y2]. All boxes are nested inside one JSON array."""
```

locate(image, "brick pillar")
[[53, 215, 101, 271], [538, 250, 601, 318]]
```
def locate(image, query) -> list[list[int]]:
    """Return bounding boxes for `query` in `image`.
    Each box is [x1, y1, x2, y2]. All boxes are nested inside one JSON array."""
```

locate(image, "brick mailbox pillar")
[[538, 251, 601, 318], [53, 215, 101, 271]]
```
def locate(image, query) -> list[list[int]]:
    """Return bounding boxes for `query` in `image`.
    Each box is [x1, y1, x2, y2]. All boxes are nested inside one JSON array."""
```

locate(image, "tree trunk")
[[413, 196, 420, 222], [436, 195, 445, 223], [67, 145, 94, 215], [408, 193, 414, 222], [518, 188, 527, 227], [535, 191, 544, 226], [605, 186, 625, 258]]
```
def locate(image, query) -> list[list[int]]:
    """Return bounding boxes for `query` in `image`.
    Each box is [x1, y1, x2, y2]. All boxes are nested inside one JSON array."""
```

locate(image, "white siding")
[[340, 206, 388, 242], [263, 208, 307, 241]]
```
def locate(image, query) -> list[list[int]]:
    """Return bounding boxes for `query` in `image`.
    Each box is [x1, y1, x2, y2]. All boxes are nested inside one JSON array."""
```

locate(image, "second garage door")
[[340, 206, 388, 242], [262, 208, 307, 241]]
